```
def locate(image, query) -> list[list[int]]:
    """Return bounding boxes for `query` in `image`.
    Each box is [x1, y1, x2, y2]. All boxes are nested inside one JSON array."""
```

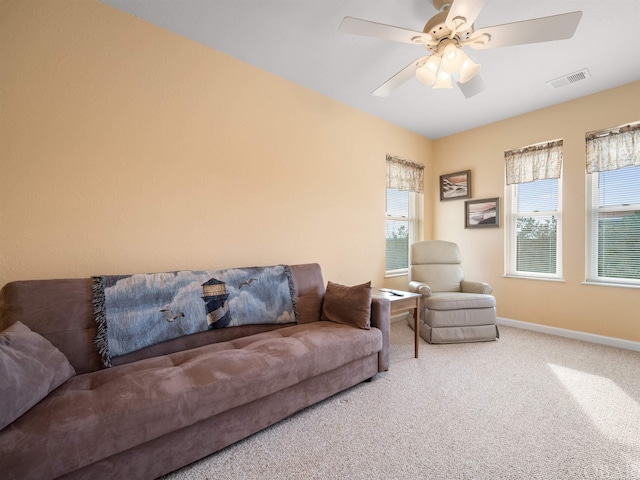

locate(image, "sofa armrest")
[[370, 297, 390, 372], [408, 281, 432, 298], [461, 280, 493, 295]]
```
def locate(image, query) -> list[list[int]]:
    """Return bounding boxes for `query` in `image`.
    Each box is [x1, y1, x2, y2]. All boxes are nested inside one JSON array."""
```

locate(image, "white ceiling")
[[100, 0, 640, 139]]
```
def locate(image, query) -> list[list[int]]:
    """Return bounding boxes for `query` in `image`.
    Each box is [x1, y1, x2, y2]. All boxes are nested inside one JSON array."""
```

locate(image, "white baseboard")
[[497, 317, 640, 352], [390, 312, 411, 324]]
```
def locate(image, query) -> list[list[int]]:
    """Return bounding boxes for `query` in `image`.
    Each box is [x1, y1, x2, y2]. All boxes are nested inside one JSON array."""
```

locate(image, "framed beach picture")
[[440, 170, 471, 201], [465, 197, 500, 228]]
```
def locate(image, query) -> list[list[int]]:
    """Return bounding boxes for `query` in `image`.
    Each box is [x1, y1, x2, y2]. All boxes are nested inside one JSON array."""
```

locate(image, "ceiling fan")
[[339, 0, 582, 98]]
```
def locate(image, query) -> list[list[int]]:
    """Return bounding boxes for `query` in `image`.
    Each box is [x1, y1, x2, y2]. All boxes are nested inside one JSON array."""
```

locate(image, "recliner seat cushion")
[[425, 307, 497, 328], [420, 323, 498, 344], [0, 322, 382, 480], [424, 292, 495, 310]]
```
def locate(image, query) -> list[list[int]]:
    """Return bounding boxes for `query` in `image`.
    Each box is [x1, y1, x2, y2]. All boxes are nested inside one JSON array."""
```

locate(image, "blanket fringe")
[[92, 276, 112, 368], [283, 264, 299, 323]]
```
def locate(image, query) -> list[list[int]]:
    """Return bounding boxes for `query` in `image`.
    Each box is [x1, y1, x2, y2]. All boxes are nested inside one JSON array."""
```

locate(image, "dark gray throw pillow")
[[321, 281, 372, 330], [0, 321, 76, 430]]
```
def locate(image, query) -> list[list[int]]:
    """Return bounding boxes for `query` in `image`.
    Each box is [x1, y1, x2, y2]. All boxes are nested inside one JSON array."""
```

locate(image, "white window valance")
[[586, 121, 640, 173], [386, 155, 424, 194], [505, 140, 563, 185]]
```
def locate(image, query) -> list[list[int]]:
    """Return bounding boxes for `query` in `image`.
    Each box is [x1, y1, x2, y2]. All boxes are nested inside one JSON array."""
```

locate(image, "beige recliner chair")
[[408, 240, 498, 344]]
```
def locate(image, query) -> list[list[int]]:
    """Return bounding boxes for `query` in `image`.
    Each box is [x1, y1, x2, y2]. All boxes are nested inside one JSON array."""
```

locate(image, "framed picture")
[[465, 197, 500, 228], [440, 170, 471, 201]]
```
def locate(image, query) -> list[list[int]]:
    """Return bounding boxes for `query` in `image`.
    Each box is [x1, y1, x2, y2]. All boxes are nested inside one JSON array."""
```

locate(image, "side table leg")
[[414, 307, 419, 358]]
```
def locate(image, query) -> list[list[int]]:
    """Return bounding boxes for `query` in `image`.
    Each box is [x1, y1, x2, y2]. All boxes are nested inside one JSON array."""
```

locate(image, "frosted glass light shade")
[[440, 44, 466, 74], [433, 71, 453, 89], [459, 58, 481, 83], [416, 55, 440, 86]]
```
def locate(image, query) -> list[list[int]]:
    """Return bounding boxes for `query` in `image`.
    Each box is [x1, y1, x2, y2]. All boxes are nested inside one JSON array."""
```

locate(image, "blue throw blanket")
[[93, 265, 297, 367]]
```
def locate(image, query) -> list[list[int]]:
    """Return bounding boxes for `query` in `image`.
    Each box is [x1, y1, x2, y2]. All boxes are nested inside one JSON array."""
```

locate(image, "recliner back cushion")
[[411, 240, 462, 265], [410, 264, 463, 292], [410, 241, 464, 292]]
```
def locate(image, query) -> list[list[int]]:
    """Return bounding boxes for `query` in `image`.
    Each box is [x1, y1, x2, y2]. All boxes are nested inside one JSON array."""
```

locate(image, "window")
[[506, 179, 562, 277], [385, 189, 419, 273], [385, 155, 424, 275], [586, 122, 640, 286], [504, 140, 563, 279]]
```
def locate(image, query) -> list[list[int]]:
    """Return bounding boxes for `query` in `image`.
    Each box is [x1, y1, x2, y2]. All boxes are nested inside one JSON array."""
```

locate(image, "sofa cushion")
[[0, 322, 382, 479], [321, 281, 372, 329], [0, 322, 76, 431]]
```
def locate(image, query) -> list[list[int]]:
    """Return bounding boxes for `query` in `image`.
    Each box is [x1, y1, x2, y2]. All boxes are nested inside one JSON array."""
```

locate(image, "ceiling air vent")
[[546, 69, 591, 89]]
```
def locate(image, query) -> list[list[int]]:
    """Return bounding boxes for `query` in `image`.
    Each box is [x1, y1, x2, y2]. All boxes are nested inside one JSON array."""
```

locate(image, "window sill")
[[385, 271, 408, 278], [582, 281, 640, 290], [503, 274, 565, 283]]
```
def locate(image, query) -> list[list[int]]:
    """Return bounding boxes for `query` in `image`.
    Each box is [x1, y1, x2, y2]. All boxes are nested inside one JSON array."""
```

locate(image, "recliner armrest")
[[461, 280, 493, 295], [408, 281, 432, 298]]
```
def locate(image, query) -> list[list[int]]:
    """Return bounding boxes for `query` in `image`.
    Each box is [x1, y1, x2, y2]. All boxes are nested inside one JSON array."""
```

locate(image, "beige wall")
[[2, 0, 637, 343], [0, 0, 431, 290], [432, 81, 640, 342]]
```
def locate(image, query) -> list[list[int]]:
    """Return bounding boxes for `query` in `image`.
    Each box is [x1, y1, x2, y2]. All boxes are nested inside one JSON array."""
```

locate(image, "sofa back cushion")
[[290, 263, 325, 323], [0, 264, 327, 374], [0, 278, 102, 374]]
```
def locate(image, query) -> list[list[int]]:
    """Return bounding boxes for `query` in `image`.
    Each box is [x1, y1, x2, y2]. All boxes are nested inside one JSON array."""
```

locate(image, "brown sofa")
[[0, 263, 390, 480]]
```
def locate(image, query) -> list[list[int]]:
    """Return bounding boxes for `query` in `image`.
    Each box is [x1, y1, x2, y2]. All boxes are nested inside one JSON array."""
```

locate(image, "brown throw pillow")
[[0, 321, 76, 431], [321, 281, 372, 330]]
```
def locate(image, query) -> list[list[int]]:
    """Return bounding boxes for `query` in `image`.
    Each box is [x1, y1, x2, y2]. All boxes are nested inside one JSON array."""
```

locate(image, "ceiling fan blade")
[[445, 0, 487, 32], [457, 74, 486, 98], [372, 56, 430, 97], [339, 17, 434, 45], [468, 11, 582, 50]]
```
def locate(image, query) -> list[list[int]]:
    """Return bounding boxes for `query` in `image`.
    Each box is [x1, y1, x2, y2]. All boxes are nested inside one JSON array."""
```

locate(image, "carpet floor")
[[163, 322, 640, 479]]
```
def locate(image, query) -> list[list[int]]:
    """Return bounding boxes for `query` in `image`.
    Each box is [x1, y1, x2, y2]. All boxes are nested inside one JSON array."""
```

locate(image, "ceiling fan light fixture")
[[416, 55, 441, 85], [458, 57, 481, 83], [433, 71, 453, 89], [339, 2, 583, 99]]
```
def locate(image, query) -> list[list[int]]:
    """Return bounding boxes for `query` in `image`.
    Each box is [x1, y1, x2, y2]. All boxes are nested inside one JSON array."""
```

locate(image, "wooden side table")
[[372, 288, 422, 358]]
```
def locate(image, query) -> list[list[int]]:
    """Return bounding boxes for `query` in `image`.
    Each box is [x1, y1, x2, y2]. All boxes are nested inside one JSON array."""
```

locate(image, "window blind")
[[586, 165, 640, 283], [514, 179, 559, 275], [386, 189, 410, 272]]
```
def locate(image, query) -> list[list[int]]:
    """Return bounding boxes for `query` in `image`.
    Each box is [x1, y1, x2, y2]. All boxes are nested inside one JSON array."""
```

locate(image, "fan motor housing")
[[422, 8, 474, 53], [423, 10, 451, 39]]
